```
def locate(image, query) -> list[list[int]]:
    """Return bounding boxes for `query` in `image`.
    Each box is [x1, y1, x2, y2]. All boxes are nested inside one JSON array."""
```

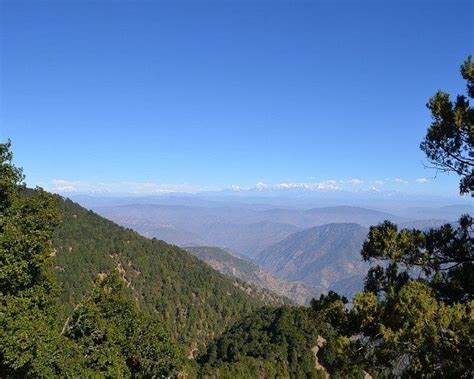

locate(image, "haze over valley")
[[70, 193, 472, 300]]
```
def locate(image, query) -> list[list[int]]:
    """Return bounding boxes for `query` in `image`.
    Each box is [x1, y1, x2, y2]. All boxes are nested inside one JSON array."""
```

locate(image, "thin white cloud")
[[46, 176, 432, 195], [51, 179, 81, 192], [128, 182, 201, 194], [48, 179, 202, 194], [316, 180, 340, 191], [348, 178, 363, 185], [255, 181, 269, 190], [272, 180, 340, 191], [415, 177, 429, 184], [49, 179, 278, 194]]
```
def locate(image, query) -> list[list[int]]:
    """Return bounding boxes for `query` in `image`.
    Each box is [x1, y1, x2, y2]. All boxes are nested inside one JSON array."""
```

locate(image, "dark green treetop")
[[0, 141, 187, 377], [420, 56, 474, 195], [362, 214, 473, 303], [310, 56, 474, 378], [0, 140, 63, 376]]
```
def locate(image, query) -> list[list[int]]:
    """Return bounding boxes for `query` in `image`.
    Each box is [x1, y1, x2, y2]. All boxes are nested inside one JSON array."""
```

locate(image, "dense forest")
[[53, 196, 273, 352], [1, 57, 473, 377]]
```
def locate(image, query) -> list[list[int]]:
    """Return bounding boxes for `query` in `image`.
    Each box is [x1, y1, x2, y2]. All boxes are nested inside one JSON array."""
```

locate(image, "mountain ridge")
[[185, 246, 321, 305], [256, 222, 370, 297], [52, 196, 271, 356]]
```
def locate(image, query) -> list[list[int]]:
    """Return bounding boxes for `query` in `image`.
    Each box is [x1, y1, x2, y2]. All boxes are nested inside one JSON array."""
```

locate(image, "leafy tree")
[[314, 57, 474, 378], [199, 306, 328, 378], [62, 273, 185, 377], [420, 56, 474, 195], [347, 282, 473, 378], [0, 141, 186, 377], [351, 214, 474, 377], [309, 291, 348, 333], [0, 140, 64, 377], [53, 196, 263, 355], [362, 215, 473, 303]]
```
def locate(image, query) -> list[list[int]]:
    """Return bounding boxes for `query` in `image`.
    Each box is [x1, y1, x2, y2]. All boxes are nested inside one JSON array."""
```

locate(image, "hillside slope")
[[52, 197, 266, 356], [256, 223, 369, 297], [186, 246, 320, 305], [197, 221, 300, 258], [198, 306, 328, 378]]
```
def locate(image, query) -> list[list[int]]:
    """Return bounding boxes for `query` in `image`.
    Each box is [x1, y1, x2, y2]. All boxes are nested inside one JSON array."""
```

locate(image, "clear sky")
[[1, 0, 473, 197]]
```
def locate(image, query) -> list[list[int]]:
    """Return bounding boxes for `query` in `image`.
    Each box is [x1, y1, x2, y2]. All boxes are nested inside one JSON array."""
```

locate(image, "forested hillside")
[[52, 197, 268, 356], [0, 143, 188, 376], [199, 306, 329, 378], [0, 140, 333, 377]]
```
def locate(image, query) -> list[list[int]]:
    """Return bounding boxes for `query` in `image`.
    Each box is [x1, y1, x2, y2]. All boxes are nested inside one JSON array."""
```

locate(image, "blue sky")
[[1, 0, 472, 197]]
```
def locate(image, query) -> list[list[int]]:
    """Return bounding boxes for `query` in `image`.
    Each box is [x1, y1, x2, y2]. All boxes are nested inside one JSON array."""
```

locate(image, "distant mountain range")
[[398, 219, 451, 230], [185, 246, 320, 305], [196, 221, 300, 258], [82, 199, 470, 298], [398, 204, 473, 220], [259, 205, 407, 228], [255, 223, 370, 297], [93, 204, 407, 256]]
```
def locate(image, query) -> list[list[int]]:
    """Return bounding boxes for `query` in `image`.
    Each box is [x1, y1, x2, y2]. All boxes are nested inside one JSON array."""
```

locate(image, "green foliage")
[[0, 140, 24, 212], [420, 55, 474, 195], [309, 291, 348, 333], [62, 273, 185, 377], [308, 293, 368, 378], [0, 141, 186, 377], [312, 59, 474, 377], [312, 279, 473, 378], [199, 306, 328, 378], [362, 215, 473, 303], [314, 215, 474, 377], [320, 214, 474, 377], [347, 282, 474, 377], [52, 196, 263, 355], [0, 141, 63, 377]]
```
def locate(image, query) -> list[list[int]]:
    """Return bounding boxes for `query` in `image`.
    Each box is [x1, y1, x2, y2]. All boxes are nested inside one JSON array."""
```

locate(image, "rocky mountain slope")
[[255, 223, 370, 297], [186, 246, 320, 305]]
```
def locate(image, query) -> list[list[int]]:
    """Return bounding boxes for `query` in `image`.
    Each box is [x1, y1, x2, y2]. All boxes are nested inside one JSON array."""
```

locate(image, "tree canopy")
[[420, 56, 474, 196], [0, 141, 186, 377], [308, 56, 474, 378]]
